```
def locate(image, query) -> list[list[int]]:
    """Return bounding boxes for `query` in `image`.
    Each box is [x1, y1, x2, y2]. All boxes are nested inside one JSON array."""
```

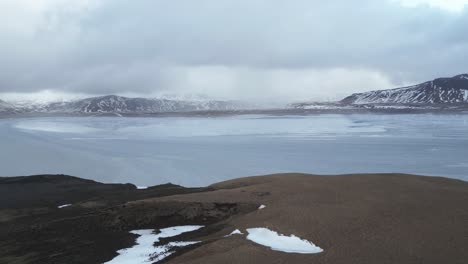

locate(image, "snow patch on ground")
[[258, 205, 266, 210], [224, 229, 244, 237], [149, 241, 200, 262], [57, 204, 72, 209], [246, 228, 323, 254], [105, 225, 204, 264], [136, 186, 148, 190]]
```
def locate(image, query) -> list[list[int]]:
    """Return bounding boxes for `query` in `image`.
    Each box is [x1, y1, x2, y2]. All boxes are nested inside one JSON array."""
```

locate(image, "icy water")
[[0, 114, 467, 186]]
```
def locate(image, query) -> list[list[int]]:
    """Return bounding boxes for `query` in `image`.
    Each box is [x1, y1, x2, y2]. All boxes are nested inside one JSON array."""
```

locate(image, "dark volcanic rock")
[[342, 74, 468, 104], [0, 174, 134, 209], [0, 174, 254, 264]]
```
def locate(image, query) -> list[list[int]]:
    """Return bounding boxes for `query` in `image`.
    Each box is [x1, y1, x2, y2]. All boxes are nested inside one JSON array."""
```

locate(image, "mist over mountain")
[[2, 73, 468, 115], [0, 95, 260, 114]]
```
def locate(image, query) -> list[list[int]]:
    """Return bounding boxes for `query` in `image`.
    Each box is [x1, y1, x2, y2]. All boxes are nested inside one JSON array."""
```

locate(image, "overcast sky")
[[0, 0, 467, 102]]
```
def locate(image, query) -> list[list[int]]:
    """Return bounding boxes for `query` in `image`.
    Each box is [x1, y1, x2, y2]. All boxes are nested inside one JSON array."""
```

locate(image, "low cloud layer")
[[0, 0, 467, 102]]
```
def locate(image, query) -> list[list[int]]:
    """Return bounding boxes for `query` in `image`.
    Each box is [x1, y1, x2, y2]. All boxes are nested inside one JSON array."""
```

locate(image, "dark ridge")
[[0, 174, 209, 210], [0, 174, 99, 185]]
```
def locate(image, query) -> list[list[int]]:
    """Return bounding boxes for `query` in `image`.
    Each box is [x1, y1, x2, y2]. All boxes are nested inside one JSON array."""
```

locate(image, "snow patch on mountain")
[[342, 74, 468, 104], [0, 95, 263, 114]]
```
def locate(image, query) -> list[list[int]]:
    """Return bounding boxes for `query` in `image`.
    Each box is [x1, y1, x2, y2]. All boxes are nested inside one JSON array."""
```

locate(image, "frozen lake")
[[1, 114, 467, 186]]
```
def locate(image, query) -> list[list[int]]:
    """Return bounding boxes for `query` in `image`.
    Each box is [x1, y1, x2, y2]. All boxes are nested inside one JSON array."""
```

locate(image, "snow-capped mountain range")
[[0, 95, 257, 114], [2, 74, 468, 114], [341, 74, 468, 105]]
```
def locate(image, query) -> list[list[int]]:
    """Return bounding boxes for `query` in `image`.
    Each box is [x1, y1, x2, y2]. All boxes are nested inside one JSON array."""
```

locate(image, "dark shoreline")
[[1, 173, 468, 264]]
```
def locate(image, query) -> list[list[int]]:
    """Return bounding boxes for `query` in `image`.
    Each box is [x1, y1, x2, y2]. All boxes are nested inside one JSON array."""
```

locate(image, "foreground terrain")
[[1, 173, 468, 263]]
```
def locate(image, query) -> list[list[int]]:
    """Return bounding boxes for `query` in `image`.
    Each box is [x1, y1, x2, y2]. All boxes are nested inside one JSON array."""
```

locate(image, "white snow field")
[[246, 228, 323, 254], [105, 225, 204, 264]]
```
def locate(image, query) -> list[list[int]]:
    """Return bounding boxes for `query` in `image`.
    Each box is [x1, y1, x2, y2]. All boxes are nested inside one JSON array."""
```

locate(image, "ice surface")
[[1, 114, 468, 186], [12, 115, 385, 138], [246, 228, 323, 254], [14, 121, 99, 133], [105, 225, 204, 264]]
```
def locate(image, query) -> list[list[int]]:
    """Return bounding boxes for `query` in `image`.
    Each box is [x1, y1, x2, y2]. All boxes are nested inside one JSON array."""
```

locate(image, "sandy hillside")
[[134, 173, 468, 264], [1, 173, 467, 264]]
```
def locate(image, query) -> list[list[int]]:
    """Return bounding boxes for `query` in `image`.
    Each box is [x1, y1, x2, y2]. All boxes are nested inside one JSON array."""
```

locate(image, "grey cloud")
[[0, 0, 467, 100]]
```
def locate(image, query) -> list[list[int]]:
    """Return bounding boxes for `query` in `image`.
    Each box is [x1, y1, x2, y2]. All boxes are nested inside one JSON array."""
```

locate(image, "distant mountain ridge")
[[46, 95, 249, 113], [342, 74, 468, 105], [2, 74, 468, 115], [0, 99, 16, 113], [0, 95, 256, 114]]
